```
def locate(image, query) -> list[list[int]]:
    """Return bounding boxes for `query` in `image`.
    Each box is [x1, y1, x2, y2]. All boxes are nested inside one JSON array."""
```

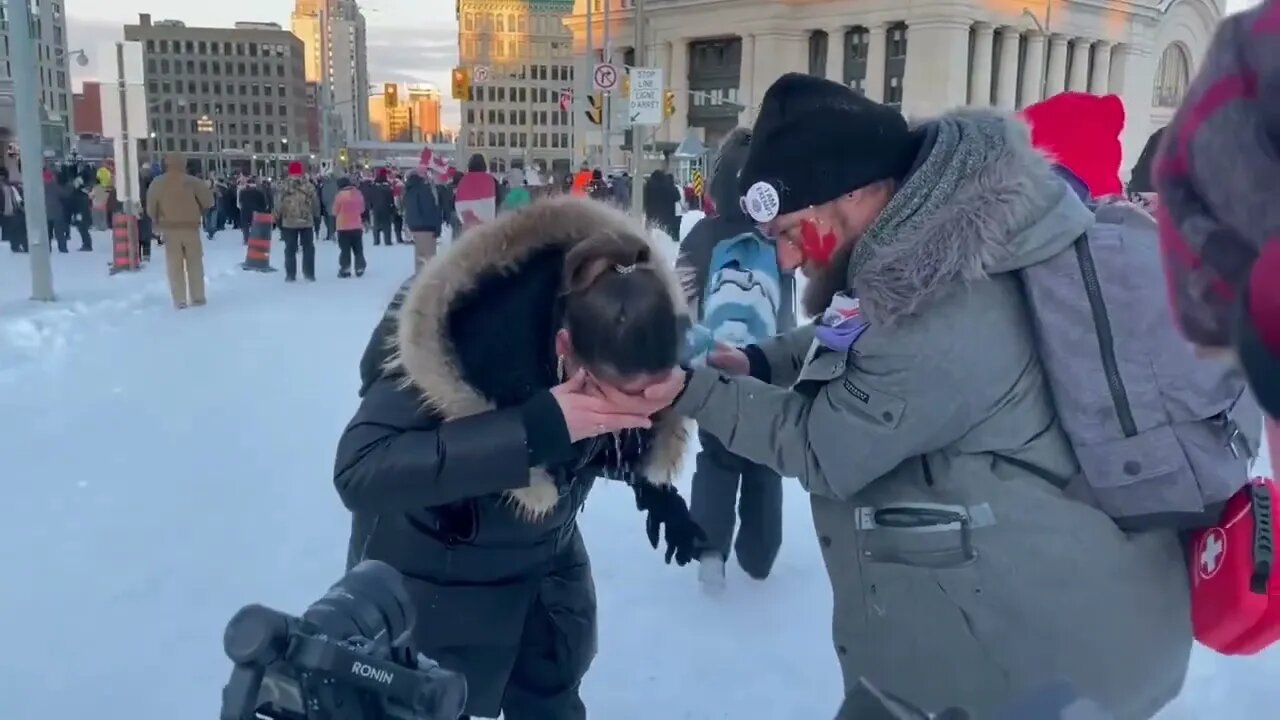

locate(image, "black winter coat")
[[334, 197, 689, 717], [402, 175, 442, 233]]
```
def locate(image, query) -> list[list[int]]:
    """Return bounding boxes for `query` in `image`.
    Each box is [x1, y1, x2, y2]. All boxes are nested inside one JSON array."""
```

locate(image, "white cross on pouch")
[[1200, 532, 1225, 577]]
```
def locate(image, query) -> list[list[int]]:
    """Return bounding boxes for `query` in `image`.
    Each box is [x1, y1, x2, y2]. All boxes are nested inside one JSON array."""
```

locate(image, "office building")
[[368, 82, 445, 142], [291, 0, 371, 147], [564, 0, 1223, 172], [457, 0, 577, 176], [125, 14, 310, 173], [0, 0, 75, 154], [73, 81, 104, 137]]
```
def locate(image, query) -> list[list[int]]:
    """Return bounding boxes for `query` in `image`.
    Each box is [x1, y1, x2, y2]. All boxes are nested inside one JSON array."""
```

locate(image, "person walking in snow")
[[146, 152, 214, 309], [334, 197, 704, 720], [454, 153, 498, 232], [678, 127, 795, 591], [275, 161, 321, 282], [331, 176, 367, 278], [624, 74, 1194, 718], [401, 168, 442, 267], [237, 178, 269, 246], [320, 172, 339, 241], [368, 168, 396, 246]]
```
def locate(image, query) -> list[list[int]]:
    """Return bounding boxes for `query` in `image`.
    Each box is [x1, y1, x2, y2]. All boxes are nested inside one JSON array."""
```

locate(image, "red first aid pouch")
[[1190, 477, 1280, 655]]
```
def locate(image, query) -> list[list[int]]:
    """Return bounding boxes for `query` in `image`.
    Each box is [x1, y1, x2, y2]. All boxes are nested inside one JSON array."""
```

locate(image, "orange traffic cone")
[[108, 213, 140, 275], [242, 211, 277, 272]]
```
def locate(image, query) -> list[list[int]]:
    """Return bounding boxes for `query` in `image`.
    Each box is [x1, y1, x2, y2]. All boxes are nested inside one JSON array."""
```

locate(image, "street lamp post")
[[1023, 1, 1054, 100]]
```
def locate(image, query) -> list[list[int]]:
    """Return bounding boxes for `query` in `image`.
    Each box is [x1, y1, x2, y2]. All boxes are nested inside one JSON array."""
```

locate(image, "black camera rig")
[[219, 560, 467, 720]]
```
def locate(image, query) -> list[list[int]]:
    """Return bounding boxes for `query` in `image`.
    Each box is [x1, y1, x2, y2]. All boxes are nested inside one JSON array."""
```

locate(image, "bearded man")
[[632, 73, 1191, 719]]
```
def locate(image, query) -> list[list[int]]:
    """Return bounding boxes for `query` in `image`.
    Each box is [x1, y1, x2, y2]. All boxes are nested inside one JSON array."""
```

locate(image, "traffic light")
[[622, 72, 631, 97], [383, 82, 399, 109], [585, 93, 603, 125], [451, 67, 470, 100], [663, 90, 676, 118]]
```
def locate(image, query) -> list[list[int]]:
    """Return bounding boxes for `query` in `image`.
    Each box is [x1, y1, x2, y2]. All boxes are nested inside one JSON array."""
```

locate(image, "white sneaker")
[[698, 552, 726, 595]]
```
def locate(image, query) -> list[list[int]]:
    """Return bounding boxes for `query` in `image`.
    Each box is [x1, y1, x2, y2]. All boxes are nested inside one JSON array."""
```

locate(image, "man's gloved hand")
[[632, 481, 706, 566]]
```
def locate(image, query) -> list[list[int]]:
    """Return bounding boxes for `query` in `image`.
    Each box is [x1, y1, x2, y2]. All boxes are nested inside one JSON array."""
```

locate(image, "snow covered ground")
[[1, 227, 1276, 719]]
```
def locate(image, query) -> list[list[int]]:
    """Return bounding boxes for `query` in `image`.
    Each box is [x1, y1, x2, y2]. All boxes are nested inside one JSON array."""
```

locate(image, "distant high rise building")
[[456, 0, 576, 177], [73, 82, 105, 137], [125, 14, 309, 174], [368, 82, 445, 142], [291, 0, 371, 148], [0, 0, 75, 155]]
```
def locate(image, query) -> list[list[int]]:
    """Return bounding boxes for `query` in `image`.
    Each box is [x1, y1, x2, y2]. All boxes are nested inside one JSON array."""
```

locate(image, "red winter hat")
[[287, 160, 304, 176], [1022, 92, 1125, 199]]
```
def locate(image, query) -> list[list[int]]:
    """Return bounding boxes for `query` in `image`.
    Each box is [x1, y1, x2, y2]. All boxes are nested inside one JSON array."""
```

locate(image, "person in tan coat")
[[146, 153, 214, 308]]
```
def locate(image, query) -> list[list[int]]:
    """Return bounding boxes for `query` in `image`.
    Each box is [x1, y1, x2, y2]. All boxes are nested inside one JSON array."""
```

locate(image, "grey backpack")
[[1017, 202, 1262, 530]]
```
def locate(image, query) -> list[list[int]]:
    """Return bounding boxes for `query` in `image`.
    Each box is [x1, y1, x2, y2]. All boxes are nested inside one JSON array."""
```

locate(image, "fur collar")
[[854, 110, 1083, 324], [389, 197, 690, 520]]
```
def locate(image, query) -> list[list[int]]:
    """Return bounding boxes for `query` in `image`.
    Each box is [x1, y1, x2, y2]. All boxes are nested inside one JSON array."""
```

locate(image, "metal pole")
[[318, 2, 331, 160], [12, 0, 54, 300], [629, 0, 646, 218], [603, 0, 612, 170], [582, 0, 594, 169], [1041, 0, 1053, 101]]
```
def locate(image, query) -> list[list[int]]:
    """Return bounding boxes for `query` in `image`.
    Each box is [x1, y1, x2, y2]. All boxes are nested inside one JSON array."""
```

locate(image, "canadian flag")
[[419, 146, 456, 183], [559, 89, 573, 113]]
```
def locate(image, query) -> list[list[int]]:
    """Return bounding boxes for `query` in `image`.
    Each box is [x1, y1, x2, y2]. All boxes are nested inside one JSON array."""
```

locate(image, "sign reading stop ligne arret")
[[628, 67, 664, 126]]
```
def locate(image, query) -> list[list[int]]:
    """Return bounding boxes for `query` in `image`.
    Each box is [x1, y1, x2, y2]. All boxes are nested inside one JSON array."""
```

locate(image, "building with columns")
[[564, 0, 1223, 174]]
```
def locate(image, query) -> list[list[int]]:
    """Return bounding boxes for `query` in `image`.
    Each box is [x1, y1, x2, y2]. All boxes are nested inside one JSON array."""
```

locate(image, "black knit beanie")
[[737, 73, 918, 222]]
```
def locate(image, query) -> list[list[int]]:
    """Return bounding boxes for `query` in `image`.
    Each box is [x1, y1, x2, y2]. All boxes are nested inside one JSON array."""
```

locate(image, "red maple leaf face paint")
[[799, 218, 839, 266]]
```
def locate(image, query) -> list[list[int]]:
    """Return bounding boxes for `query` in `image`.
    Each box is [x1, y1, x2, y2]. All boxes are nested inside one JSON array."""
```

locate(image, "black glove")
[[631, 481, 706, 566]]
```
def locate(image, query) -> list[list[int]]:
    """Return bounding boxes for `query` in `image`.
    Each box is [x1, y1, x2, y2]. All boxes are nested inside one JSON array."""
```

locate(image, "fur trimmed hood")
[[853, 109, 1095, 325], [389, 196, 690, 520]]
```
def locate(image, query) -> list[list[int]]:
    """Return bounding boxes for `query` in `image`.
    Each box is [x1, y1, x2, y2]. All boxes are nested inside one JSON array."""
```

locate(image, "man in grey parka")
[[646, 74, 1192, 718]]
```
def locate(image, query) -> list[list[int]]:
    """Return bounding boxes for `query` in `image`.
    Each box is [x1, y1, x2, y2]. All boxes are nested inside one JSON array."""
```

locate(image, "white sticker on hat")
[[743, 181, 780, 223]]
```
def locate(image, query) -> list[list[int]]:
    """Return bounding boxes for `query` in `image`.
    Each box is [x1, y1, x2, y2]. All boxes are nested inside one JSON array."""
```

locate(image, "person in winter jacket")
[[634, 74, 1193, 718], [678, 127, 796, 591], [334, 196, 704, 720], [434, 176, 457, 237], [43, 169, 69, 253], [331, 176, 367, 278], [1, 169, 27, 253], [146, 152, 214, 309], [454, 153, 498, 232], [275, 161, 321, 282], [402, 169, 442, 267], [643, 170, 680, 240], [320, 173, 340, 241], [391, 174, 406, 244], [1154, 0, 1280, 419], [368, 168, 397, 246], [237, 179, 269, 245]]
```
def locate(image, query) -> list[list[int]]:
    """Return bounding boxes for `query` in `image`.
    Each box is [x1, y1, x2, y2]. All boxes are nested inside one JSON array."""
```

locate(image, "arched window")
[[1152, 43, 1190, 108]]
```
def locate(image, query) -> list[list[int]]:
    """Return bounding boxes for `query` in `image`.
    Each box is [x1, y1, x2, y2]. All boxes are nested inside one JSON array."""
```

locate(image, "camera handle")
[[222, 604, 295, 720]]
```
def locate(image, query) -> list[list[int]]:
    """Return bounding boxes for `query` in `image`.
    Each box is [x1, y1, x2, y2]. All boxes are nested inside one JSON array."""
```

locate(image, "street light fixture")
[[57, 48, 90, 68]]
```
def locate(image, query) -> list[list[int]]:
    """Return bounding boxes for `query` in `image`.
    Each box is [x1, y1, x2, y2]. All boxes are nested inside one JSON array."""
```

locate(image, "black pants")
[[393, 211, 404, 243], [75, 221, 92, 250], [48, 219, 70, 252], [689, 430, 783, 579], [312, 214, 321, 236], [280, 226, 315, 280], [137, 216, 153, 260], [322, 212, 335, 241], [337, 229, 365, 274], [373, 218, 392, 246]]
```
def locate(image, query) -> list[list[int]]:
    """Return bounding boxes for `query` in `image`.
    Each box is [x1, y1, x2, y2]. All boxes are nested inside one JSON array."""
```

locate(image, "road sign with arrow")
[[628, 67, 664, 126]]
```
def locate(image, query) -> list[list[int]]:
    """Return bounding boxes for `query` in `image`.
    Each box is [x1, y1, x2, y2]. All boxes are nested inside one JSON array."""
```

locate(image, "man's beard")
[[801, 239, 857, 317]]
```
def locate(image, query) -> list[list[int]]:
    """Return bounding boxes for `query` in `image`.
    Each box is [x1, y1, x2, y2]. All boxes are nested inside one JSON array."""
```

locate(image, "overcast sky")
[[68, 0, 1262, 131]]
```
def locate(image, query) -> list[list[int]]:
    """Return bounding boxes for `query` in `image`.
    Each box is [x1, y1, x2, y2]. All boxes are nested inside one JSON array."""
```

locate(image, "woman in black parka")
[[334, 196, 705, 720]]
